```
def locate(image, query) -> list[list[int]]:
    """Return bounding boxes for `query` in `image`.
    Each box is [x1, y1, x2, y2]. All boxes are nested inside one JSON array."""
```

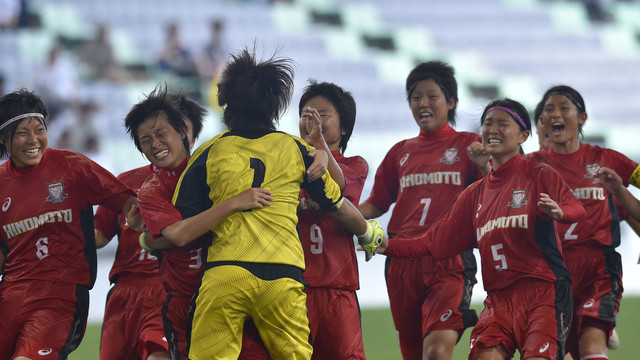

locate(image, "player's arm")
[[141, 188, 273, 250], [94, 205, 118, 249], [596, 167, 640, 222], [95, 229, 111, 249], [358, 201, 385, 219], [328, 198, 384, 261]]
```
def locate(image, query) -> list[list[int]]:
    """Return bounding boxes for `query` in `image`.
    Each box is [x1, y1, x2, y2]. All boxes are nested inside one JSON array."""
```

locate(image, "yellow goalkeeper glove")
[[357, 219, 384, 262]]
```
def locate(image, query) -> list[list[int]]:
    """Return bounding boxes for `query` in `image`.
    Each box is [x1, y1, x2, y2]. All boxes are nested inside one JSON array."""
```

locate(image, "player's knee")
[[422, 342, 454, 360]]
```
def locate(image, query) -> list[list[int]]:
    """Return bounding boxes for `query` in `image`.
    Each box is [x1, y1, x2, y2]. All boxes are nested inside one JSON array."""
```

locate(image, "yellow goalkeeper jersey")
[[172, 129, 344, 270]]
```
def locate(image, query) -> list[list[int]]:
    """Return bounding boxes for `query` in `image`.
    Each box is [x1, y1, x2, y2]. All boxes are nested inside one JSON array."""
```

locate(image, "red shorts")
[[0, 280, 89, 359], [385, 255, 477, 360], [564, 246, 622, 357], [165, 294, 269, 360], [469, 279, 572, 360], [100, 276, 168, 360], [306, 287, 365, 360]]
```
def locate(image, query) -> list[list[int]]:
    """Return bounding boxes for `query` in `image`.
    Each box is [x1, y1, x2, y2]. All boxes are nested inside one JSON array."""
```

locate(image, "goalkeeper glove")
[[357, 219, 384, 262]]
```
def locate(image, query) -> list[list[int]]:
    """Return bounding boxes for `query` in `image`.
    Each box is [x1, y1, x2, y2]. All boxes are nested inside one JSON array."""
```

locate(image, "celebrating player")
[[527, 85, 640, 360], [358, 61, 486, 359], [122, 86, 272, 360], [297, 80, 369, 359], [94, 89, 206, 360], [0, 89, 136, 359], [379, 98, 585, 360], [172, 48, 383, 360]]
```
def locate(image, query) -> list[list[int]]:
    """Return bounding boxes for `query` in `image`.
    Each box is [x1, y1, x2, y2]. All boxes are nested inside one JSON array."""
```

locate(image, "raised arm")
[[596, 166, 640, 222]]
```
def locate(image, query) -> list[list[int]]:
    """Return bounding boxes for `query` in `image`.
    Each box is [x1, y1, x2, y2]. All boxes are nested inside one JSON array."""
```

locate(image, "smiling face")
[[2, 117, 48, 167], [542, 94, 586, 152], [482, 109, 529, 167], [299, 95, 345, 152], [409, 79, 454, 133], [136, 114, 188, 169]]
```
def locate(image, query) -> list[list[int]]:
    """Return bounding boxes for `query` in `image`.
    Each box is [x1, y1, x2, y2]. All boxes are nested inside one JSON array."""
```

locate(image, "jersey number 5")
[[491, 243, 508, 270]]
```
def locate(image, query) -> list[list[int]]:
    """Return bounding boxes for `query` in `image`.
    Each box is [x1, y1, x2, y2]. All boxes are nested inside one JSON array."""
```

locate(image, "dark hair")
[[541, 85, 586, 114], [405, 60, 458, 125], [0, 89, 48, 158], [124, 85, 189, 153], [533, 99, 544, 128], [217, 48, 295, 132], [541, 84, 586, 138], [169, 90, 206, 142], [481, 98, 531, 155], [298, 79, 356, 153]]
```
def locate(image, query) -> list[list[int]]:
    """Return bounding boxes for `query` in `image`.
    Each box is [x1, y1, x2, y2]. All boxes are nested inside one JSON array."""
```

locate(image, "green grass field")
[[70, 296, 640, 359]]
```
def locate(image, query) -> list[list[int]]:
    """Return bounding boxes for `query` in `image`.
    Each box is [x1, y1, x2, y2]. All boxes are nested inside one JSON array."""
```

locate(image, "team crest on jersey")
[[440, 148, 460, 164], [399, 153, 409, 166], [46, 181, 68, 203], [584, 163, 601, 179], [508, 189, 527, 208]]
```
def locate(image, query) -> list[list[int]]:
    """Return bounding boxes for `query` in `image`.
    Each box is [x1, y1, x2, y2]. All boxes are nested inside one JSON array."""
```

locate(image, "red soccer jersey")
[[386, 155, 585, 292], [0, 149, 134, 288], [366, 125, 482, 238], [137, 158, 206, 298], [298, 152, 368, 290], [94, 165, 160, 283], [527, 143, 639, 249]]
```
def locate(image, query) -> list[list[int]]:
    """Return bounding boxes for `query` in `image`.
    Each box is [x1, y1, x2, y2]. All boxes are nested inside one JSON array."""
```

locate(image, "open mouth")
[[487, 138, 502, 145], [551, 123, 565, 136], [419, 112, 433, 120]]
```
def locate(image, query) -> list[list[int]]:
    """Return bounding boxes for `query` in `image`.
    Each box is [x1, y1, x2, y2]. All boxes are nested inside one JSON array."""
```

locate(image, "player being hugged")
[[123, 86, 273, 360], [379, 98, 585, 360], [94, 89, 207, 360], [0, 89, 136, 359], [527, 85, 640, 360], [297, 80, 369, 359], [359, 61, 488, 360]]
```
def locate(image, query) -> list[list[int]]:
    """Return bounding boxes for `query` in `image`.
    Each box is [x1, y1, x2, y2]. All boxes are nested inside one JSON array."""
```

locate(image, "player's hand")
[[357, 219, 385, 261], [126, 204, 146, 232], [467, 141, 491, 175], [538, 192, 563, 220], [301, 106, 324, 145], [594, 167, 624, 196], [231, 188, 273, 210], [307, 149, 329, 182]]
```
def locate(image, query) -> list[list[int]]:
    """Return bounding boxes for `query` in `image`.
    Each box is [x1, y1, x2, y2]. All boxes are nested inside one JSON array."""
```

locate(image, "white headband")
[[0, 113, 45, 132]]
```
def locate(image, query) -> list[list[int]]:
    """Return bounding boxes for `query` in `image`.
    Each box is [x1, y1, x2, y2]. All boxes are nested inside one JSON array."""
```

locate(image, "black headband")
[[547, 91, 584, 112]]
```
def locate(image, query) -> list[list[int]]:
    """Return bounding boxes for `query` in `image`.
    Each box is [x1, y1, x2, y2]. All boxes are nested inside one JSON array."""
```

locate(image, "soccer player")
[[378, 98, 585, 360], [172, 48, 383, 360], [0, 89, 136, 359], [358, 61, 487, 359], [297, 80, 369, 359], [95, 89, 206, 360], [527, 85, 640, 360], [122, 87, 272, 360]]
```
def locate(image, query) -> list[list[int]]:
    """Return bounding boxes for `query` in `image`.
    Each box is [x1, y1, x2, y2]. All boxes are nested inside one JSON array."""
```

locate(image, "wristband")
[[139, 232, 152, 252]]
